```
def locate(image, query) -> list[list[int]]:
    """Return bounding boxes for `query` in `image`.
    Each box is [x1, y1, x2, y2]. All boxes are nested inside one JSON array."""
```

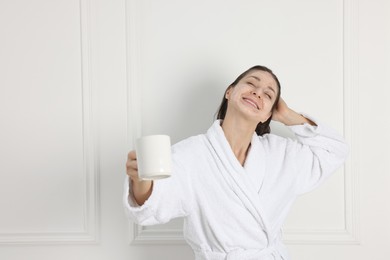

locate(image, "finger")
[[278, 97, 284, 105], [126, 159, 138, 170], [128, 150, 137, 160], [126, 168, 137, 178]]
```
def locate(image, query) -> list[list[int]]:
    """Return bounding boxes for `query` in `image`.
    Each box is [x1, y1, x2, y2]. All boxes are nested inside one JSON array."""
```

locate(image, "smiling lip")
[[243, 97, 259, 110]]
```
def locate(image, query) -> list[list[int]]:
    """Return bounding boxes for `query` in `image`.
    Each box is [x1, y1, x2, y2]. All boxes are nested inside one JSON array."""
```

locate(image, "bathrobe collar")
[[206, 120, 272, 245]]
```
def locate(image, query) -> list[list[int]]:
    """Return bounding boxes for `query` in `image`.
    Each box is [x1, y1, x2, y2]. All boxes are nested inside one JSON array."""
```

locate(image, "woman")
[[124, 65, 349, 260]]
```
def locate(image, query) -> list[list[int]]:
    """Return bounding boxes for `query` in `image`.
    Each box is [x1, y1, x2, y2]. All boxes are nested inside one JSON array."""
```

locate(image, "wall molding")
[[282, 0, 360, 245], [126, 0, 360, 245], [131, 226, 185, 245], [0, 0, 100, 245]]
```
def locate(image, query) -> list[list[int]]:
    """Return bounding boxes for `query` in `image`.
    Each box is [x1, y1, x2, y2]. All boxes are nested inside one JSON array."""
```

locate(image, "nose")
[[251, 90, 261, 99]]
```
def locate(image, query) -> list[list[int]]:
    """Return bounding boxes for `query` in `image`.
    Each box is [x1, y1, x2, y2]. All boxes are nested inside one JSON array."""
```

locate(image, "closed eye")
[[247, 80, 274, 99]]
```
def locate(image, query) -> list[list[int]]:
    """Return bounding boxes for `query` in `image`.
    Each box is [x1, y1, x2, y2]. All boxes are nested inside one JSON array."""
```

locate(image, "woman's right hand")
[[126, 150, 153, 205], [126, 150, 139, 181]]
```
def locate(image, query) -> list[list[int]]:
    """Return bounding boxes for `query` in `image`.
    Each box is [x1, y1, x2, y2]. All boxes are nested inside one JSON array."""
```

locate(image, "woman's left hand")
[[272, 97, 317, 126], [271, 97, 291, 123]]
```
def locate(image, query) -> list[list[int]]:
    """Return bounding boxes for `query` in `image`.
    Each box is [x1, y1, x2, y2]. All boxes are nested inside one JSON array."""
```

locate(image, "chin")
[[236, 106, 271, 123]]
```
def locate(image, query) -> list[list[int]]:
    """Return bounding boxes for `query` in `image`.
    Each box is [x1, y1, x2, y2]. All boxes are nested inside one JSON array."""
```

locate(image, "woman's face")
[[225, 70, 278, 123]]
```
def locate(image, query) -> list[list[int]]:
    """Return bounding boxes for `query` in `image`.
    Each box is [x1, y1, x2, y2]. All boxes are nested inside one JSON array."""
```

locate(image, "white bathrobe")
[[123, 115, 349, 260]]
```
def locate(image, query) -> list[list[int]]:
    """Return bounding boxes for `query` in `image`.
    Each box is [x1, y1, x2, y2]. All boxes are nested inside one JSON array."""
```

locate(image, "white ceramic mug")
[[135, 135, 172, 180]]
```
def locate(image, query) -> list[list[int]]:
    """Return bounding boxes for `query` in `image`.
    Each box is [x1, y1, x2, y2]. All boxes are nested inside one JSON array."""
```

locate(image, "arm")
[[272, 98, 349, 194], [123, 149, 192, 225]]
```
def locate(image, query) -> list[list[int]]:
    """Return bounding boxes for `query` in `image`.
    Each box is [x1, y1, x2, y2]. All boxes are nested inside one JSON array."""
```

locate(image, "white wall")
[[0, 0, 389, 259]]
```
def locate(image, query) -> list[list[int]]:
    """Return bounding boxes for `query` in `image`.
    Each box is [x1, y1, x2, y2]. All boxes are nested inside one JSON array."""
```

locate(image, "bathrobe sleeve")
[[123, 154, 193, 226], [286, 114, 349, 195]]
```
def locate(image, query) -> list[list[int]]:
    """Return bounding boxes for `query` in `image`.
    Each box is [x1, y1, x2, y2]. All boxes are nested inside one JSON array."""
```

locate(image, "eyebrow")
[[247, 76, 276, 94]]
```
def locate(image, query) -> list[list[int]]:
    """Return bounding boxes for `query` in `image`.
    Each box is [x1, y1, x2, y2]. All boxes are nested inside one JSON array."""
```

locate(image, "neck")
[[221, 115, 257, 166]]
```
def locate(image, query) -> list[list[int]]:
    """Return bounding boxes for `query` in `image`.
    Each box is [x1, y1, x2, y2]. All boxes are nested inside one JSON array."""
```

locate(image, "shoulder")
[[171, 134, 207, 157], [257, 133, 301, 157], [170, 134, 208, 174], [258, 133, 290, 148]]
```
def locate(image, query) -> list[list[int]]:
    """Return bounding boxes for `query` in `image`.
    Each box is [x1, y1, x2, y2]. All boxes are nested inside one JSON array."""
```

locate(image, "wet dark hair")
[[216, 65, 281, 136]]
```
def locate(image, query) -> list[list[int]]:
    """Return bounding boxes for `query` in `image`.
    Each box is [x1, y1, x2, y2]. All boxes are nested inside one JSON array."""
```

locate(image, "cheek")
[[264, 100, 275, 113]]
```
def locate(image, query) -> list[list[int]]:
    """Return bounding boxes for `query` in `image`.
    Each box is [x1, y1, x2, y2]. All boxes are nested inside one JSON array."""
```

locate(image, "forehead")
[[244, 70, 277, 89]]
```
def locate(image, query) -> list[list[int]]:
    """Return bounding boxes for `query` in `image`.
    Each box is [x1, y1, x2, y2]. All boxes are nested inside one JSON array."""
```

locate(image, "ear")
[[225, 86, 233, 99]]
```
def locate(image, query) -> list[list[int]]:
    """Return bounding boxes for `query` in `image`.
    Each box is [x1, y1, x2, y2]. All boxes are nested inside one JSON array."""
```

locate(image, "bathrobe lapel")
[[206, 120, 272, 244]]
